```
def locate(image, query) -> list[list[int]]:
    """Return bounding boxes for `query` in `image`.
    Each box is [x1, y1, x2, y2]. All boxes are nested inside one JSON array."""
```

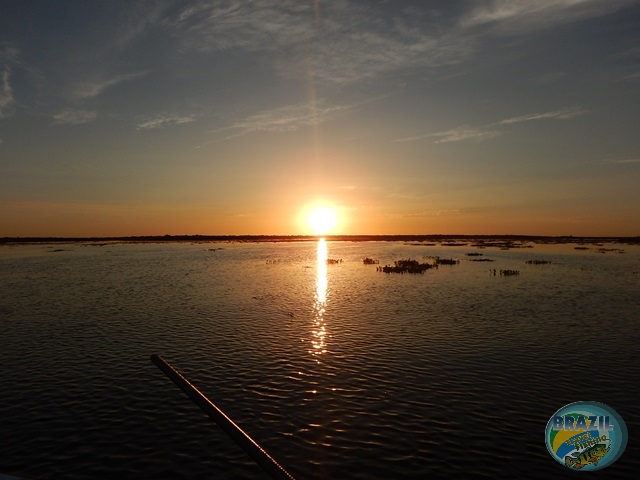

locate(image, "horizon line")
[[2, 234, 639, 245]]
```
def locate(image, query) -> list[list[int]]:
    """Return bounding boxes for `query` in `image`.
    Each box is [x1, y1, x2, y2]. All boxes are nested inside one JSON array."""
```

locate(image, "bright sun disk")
[[307, 207, 337, 235]]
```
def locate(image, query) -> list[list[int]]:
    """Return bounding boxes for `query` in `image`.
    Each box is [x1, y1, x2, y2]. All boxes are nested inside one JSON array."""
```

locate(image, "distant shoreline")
[[1, 234, 639, 245]]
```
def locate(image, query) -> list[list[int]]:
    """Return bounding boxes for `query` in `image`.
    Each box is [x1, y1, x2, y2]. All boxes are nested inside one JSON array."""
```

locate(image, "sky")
[[1, 0, 639, 237]]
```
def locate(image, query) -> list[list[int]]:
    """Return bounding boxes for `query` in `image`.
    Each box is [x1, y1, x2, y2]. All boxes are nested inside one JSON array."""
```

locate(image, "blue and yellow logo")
[[545, 401, 627, 470]]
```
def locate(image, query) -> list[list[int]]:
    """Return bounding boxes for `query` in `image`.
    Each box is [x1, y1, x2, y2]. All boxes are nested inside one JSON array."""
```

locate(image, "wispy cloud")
[[396, 106, 585, 143], [616, 71, 640, 82], [386, 208, 477, 218], [111, 3, 169, 50], [1, 44, 44, 115], [137, 114, 197, 130], [461, 0, 637, 33], [536, 71, 567, 84], [52, 109, 97, 125], [433, 127, 502, 144], [394, 133, 432, 143], [499, 107, 585, 124], [74, 71, 148, 100], [0, 67, 14, 118], [601, 157, 640, 165], [154, 0, 639, 100], [0, 44, 19, 59], [166, 1, 473, 85], [430, 208, 474, 216], [395, 127, 502, 144], [219, 102, 351, 139]]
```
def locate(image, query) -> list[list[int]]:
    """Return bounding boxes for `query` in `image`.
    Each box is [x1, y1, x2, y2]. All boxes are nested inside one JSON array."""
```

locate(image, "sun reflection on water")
[[311, 238, 328, 361]]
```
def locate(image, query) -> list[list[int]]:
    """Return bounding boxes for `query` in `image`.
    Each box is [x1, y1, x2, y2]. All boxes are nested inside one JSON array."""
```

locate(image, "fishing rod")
[[150, 354, 296, 480]]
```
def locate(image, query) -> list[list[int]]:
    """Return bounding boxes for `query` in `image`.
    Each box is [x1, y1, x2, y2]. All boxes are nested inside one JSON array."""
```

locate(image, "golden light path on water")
[[311, 238, 328, 362]]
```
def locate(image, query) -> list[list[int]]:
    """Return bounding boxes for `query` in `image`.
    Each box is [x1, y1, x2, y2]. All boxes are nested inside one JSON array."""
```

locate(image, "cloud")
[[75, 71, 148, 100], [601, 157, 640, 165], [386, 208, 477, 219], [396, 105, 585, 144], [432, 127, 502, 144], [617, 71, 640, 82], [111, 2, 169, 50], [165, 1, 311, 53], [394, 133, 432, 143], [166, 1, 473, 85], [536, 71, 567, 83], [429, 208, 474, 216], [137, 114, 197, 130], [158, 0, 638, 92], [219, 102, 351, 139], [0, 67, 14, 118], [499, 107, 585, 124], [461, 0, 637, 33], [52, 109, 97, 125], [0, 44, 19, 60]]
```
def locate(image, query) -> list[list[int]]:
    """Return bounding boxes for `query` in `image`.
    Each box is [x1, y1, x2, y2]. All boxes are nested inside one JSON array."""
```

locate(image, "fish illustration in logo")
[[564, 443, 610, 469]]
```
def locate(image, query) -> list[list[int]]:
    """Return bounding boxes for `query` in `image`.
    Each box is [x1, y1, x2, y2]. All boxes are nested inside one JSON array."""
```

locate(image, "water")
[[1, 239, 639, 479]]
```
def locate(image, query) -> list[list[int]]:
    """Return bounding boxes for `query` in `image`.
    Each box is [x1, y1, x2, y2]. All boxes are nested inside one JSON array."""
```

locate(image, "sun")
[[306, 206, 337, 235]]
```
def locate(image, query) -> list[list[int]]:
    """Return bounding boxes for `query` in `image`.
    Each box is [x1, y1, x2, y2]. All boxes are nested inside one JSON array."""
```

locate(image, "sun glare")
[[306, 206, 337, 235]]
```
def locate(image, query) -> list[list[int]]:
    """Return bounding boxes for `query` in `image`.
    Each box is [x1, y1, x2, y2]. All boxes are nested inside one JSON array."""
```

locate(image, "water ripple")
[[0, 242, 639, 479]]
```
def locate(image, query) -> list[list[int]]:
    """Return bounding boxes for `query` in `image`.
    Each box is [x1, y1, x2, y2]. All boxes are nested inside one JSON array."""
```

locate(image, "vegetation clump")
[[326, 258, 343, 264], [500, 269, 520, 276], [378, 259, 435, 274], [595, 248, 625, 254], [436, 257, 459, 265], [363, 257, 379, 265]]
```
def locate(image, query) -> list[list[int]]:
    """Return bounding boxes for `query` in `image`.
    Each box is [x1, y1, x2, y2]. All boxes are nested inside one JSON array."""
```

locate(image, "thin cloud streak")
[[617, 71, 640, 82], [167, 1, 473, 86], [394, 133, 433, 143], [395, 107, 585, 143], [52, 109, 97, 125], [0, 67, 14, 118], [386, 208, 478, 219], [601, 157, 640, 164], [137, 114, 197, 130], [218, 102, 351, 139], [163, 0, 637, 89], [461, 0, 638, 32], [433, 127, 502, 144], [74, 71, 148, 100], [499, 108, 585, 124]]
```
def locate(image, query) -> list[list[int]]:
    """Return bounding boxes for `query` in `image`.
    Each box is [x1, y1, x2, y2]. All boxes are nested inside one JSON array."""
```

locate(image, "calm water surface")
[[1, 240, 639, 479]]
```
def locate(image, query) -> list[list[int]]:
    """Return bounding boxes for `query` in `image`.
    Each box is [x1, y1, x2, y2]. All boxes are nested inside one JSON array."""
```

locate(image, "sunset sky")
[[1, 0, 639, 237]]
